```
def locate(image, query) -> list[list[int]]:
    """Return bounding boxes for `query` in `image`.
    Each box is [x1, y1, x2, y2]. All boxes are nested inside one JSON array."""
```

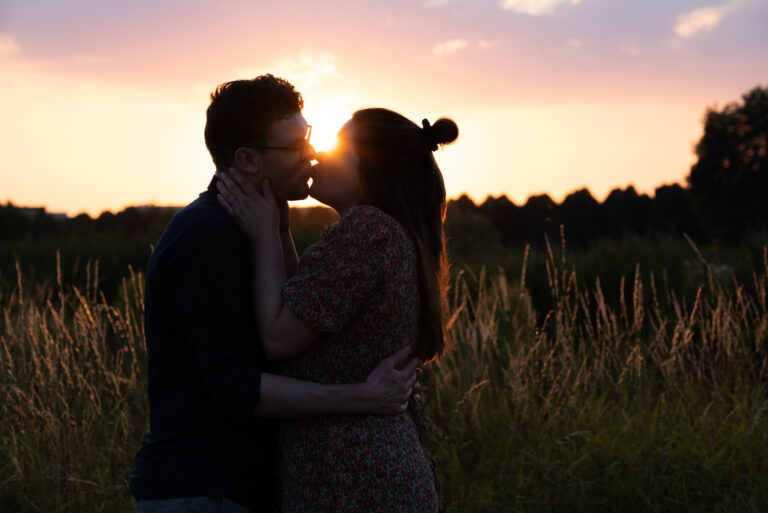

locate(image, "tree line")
[[446, 183, 700, 252], [447, 85, 768, 251], [2, 85, 765, 291]]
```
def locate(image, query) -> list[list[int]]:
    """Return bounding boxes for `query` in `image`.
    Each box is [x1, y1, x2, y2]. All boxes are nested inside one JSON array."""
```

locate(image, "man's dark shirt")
[[130, 180, 278, 511]]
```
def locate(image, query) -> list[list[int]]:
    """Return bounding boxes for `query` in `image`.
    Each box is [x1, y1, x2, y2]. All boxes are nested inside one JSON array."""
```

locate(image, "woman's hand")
[[216, 168, 280, 240]]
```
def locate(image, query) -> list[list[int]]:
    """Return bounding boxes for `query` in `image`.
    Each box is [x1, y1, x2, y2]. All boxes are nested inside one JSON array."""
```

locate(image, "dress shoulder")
[[324, 205, 410, 248], [282, 205, 409, 334]]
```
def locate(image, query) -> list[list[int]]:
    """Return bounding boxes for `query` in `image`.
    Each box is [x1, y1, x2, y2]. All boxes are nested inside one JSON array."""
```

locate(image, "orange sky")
[[1, 0, 766, 216]]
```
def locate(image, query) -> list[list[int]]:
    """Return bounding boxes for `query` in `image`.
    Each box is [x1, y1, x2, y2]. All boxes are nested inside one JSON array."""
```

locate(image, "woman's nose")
[[304, 143, 317, 161]]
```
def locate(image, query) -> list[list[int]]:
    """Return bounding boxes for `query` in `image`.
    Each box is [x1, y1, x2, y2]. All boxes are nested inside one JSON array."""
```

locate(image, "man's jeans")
[[132, 496, 253, 513]]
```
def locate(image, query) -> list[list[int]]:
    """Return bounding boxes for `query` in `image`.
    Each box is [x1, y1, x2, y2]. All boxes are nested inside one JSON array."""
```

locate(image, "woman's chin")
[[308, 187, 329, 206], [285, 187, 310, 201], [309, 189, 343, 213]]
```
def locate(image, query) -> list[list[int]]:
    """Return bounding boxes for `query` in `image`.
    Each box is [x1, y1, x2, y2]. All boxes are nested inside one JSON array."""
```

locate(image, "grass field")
[[2, 240, 768, 512]]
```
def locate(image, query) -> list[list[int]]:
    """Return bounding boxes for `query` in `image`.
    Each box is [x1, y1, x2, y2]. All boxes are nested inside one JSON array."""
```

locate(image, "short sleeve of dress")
[[283, 205, 395, 333]]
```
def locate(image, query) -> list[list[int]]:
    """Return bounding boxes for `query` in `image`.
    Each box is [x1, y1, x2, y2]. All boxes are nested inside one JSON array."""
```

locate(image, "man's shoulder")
[[150, 193, 243, 270], [164, 194, 239, 245]]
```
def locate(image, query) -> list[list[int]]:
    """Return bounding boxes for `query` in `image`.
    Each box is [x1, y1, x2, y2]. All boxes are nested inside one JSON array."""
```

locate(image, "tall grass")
[[1, 254, 146, 511], [427, 239, 768, 512], [2, 241, 768, 511]]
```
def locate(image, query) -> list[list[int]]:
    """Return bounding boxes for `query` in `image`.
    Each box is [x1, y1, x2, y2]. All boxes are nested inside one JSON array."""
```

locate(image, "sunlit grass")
[[427, 241, 768, 512], [2, 242, 768, 511], [0, 256, 146, 511]]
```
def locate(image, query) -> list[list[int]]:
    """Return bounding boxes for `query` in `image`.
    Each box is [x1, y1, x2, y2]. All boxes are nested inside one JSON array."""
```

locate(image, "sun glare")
[[302, 99, 353, 153]]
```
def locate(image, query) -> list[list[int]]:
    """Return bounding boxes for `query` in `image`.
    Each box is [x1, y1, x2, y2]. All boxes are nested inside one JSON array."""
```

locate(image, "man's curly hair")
[[204, 74, 303, 170]]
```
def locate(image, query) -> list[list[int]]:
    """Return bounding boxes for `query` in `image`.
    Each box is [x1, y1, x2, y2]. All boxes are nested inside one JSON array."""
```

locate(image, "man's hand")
[[362, 347, 418, 415], [412, 368, 422, 403]]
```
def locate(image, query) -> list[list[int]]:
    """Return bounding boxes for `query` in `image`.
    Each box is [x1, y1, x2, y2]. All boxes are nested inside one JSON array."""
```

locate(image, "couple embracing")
[[129, 74, 458, 513]]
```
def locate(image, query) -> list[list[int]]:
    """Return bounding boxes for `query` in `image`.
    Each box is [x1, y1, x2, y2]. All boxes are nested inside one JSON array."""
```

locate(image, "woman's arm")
[[249, 220, 317, 360], [216, 170, 319, 359], [277, 199, 300, 278]]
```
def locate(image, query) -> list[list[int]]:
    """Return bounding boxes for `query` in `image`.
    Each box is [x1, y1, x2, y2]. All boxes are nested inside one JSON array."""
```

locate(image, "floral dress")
[[279, 205, 439, 513]]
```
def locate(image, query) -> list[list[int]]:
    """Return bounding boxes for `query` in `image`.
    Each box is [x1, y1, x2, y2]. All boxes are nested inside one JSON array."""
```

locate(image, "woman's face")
[[309, 120, 362, 213]]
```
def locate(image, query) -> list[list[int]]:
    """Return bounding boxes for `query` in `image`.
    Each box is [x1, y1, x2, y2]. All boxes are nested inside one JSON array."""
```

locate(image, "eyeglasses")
[[251, 125, 313, 160]]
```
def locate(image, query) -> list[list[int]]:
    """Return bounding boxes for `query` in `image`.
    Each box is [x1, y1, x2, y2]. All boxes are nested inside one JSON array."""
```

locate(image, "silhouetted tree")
[[520, 194, 559, 246], [65, 213, 94, 235], [558, 188, 600, 248], [95, 211, 118, 233], [451, 194, 480, 214], [0, 202, 30, 241], [687, 86, 768, 241], [649, 184, 702, 239], [113, 207, 146, 236], [600, 186, 652, 238], [479, 195, 521, 245]]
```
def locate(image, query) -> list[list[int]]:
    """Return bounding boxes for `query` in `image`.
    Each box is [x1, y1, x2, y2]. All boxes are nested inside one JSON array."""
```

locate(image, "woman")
[[216, 108, 458, 512]]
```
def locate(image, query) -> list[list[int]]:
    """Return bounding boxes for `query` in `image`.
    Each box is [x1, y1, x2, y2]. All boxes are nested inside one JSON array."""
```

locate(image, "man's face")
[[256, 112, 315, 201]]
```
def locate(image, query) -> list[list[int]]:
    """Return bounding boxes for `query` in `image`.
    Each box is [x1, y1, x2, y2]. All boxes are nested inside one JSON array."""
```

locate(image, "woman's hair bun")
[[421, 117, 459, 151]]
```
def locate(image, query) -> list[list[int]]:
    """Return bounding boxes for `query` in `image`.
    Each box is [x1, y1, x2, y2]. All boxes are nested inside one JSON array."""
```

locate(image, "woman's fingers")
[[216, 181, 240, 209], [230, 167, 261, 197], [217, 170, 266, 209], [226, 167, 248, 192], [216, 169, 249, 203], [216, 187, 243, 219], [223, 169, 253, 203], [214, 170, 282, 235], [216, 169, 238, 191], [216, 181, 233, 204], [217, 169, 278, 213], [262, 179, 277, 205], [216, 193, 235, 216]]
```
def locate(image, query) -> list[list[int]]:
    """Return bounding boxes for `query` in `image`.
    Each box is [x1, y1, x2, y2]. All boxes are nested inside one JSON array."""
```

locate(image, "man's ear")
[[233, 147, 261, 175]]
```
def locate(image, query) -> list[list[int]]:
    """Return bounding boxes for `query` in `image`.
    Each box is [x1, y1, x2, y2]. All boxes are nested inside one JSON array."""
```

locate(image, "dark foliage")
[[687, 86, 768, 241], [0, 203, 335, 302], [450, 183, 699, 251]]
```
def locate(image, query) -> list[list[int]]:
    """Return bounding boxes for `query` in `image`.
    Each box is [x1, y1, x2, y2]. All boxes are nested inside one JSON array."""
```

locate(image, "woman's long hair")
[[351, 108, 458, 363]]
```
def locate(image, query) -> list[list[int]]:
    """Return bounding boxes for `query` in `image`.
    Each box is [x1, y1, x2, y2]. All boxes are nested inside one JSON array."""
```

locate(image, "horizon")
[[8, 179, 686, 219], [1, 0, 766, 217]]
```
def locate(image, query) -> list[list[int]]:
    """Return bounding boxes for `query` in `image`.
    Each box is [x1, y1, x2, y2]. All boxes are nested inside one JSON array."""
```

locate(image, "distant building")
[[19, 207, 45, 218], [19, 207, 67, 222]]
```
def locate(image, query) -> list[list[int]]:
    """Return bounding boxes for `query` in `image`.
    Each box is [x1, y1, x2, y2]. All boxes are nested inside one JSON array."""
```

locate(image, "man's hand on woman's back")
[[362, 346, 419, 415]]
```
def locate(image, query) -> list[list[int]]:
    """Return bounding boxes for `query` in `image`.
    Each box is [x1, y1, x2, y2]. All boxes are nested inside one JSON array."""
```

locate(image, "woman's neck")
[[332, 201, 357, 216]]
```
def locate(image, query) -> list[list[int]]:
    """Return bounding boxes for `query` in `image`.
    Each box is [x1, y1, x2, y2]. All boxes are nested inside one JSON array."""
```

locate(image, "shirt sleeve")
[[282, 206, 393, 333], [171, 222, 262, 422]]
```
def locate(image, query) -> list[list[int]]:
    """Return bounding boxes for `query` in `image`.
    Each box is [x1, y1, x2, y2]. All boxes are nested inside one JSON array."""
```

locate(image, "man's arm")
[[255, 346, 418, 418]]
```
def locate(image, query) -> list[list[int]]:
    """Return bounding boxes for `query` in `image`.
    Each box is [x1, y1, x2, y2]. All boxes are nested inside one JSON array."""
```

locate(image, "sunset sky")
[[1, 0, 766, 216]]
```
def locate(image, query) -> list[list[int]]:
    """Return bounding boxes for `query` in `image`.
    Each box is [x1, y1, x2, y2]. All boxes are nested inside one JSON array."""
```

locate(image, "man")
[[129, 74, 419, 513]]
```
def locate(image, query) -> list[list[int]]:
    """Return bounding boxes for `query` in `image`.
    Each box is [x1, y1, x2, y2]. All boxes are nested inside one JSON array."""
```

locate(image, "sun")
[[291, 96, 356, 207], [302, 98, 354, 153]]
